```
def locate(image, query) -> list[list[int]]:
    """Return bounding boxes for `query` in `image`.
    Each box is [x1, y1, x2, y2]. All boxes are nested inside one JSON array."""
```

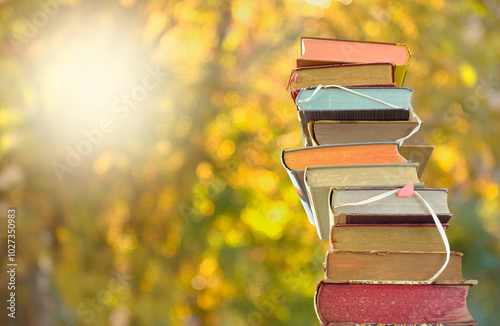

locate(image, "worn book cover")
[[315, 279, 477, 326]]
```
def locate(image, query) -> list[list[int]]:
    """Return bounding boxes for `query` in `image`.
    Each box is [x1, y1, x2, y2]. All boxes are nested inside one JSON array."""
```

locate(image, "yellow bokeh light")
[[224, 91, 240, 106], [459, 62, 477, 87], [93, 153, 113, 175], [485, 182, 499, 200], [434, 69, 450, 86], [117, 233, 138, 254], [196, 162, 214, 184], [200, 257, 218, 276], [256, 169, 278, 193], [224, 229, 245, 247], [191, 275, 206, 290], [217, 140, 236, 160], [433, 145, 455, 172], [197, 293, 217, 310], [241, 207, 284, 240], [144, 12, 168, 42], [174, 304, 192, 319], [200, 200, 215, 216]]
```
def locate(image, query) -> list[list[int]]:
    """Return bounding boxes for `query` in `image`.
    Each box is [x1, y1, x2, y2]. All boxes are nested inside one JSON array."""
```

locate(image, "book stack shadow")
[[281, 38, 477, 326]]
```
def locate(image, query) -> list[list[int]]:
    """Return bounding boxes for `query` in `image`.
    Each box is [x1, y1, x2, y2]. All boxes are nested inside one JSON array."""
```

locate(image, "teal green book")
[[296, 86, 413, 111]]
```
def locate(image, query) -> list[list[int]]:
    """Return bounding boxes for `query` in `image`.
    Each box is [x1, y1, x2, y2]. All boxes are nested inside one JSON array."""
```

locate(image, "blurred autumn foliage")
[[1, 0, 499, 325]]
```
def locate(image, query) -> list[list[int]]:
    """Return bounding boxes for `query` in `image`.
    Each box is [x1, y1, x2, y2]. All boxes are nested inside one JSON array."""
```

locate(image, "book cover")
[[296, 86, 413, 112], [281, 143, 407, 231], [324, 250, 463, 282], [329, 187, 451, 226], [286, 62, 395, 96], [307, 120, 434, 177], [309, 120, 428, 146], [329, 224, 450, 252], [297, 108, 412, 146], [298, 37, 411, 86], [315, 279, 478, 326]]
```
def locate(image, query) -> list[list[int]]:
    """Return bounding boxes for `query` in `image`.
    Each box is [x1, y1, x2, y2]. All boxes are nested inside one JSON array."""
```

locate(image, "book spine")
[[394, 42, 412, 87], [296, 108, 313, 146]]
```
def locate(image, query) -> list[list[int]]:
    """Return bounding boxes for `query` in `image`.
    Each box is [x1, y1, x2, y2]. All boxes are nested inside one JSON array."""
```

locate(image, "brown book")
[[324, 250, 464, 282], [329, 187, 451, 226], [287, 62, 395, 94], [304, 163, 422, 240], [297, 108, 411, 147], [310, 120, 428, 146], [298, 37, 411, 86], [315, 279, 478, 326], [329, 224, 449, 252], [307, 120, 434, 178]]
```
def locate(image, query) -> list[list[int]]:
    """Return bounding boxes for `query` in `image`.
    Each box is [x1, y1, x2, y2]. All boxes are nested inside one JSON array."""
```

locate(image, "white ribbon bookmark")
[[333, 183, 451, 283], [296, 85, 422, 145], [414, 191, 450, 282], [395, 111, 422, 146]]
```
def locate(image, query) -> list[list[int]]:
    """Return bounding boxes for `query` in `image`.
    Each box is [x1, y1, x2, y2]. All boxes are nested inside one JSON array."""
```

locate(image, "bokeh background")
[[1, 0, 499, 325]]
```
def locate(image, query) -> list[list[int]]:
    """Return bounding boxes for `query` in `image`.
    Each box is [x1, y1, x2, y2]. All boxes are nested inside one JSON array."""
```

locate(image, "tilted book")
[[281, 143, 407, 227]]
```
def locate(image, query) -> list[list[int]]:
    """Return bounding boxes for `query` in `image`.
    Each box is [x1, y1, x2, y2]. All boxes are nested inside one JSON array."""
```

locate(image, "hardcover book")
[[287, 62, 395, 99], [315, 280, 478, 326], [309, 120, 427, 146], [297, 108, 412, 146], [281, 143, 407, 227], [329, 187, 451, 226], [329, 224, 450, 252], [304, 120, 434, 177], [324, 250, 463, 282], [304, 163, 422, 239], [296, 86, 413, 111], [298, 37, 411, 86]]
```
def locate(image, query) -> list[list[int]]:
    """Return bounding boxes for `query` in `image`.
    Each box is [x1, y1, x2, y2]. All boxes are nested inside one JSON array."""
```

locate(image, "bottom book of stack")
[[314, 279, 478, 326]]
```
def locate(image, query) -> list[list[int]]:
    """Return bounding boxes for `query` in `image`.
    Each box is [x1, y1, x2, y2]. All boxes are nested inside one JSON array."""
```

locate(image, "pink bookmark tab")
[[397, 183, 417, 197]]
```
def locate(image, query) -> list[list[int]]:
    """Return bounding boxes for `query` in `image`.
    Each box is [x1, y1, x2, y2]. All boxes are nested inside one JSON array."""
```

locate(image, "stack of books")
[[281, 37, 477, 326]]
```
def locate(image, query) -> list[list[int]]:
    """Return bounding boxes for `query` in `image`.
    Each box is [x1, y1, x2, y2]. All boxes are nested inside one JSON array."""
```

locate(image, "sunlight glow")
[[35, 25, 148, 133]]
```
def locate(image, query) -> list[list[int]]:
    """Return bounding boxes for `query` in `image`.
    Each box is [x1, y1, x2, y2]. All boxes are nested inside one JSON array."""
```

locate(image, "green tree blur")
[[1, 0, 499, 325]]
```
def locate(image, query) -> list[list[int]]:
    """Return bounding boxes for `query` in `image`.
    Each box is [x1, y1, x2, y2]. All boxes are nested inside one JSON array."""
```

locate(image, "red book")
[[315, 280, 478, 326]]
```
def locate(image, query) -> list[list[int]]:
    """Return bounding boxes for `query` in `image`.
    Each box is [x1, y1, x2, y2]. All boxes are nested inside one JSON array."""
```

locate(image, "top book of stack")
[[297, 37, 411, 87]]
